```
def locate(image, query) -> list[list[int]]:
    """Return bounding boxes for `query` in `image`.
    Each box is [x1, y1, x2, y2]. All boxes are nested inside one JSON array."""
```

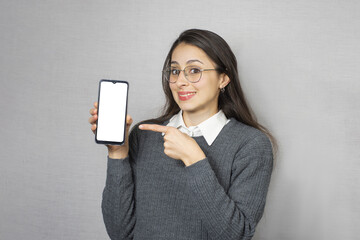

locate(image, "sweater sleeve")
[[101, 127, 139, 240], [184, 133, 273, 240]]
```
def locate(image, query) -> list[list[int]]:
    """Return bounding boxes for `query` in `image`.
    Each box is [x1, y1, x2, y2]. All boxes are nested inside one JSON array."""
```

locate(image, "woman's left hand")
[[139, 124, 206, 166]]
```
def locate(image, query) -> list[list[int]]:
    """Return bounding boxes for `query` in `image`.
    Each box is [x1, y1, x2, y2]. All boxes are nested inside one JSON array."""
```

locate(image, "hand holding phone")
[[89, 80, 132, 158], [89, 101, 133, 159]]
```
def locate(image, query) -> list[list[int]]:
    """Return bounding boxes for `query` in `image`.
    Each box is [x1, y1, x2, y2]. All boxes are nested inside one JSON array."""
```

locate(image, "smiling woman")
[[89, 29, 276, 240]]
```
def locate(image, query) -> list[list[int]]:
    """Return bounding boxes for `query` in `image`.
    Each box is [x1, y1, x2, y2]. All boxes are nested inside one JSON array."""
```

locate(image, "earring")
[[220, 87, 225, 93]]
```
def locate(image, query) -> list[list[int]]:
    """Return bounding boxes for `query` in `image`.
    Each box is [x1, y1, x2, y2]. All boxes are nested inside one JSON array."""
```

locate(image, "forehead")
[[171, 43, 213, 65]]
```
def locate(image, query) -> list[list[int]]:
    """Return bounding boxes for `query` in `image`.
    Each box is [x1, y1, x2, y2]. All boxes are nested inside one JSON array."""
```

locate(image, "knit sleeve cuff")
[[107, 156, 131, 177], [184, 158, 217, 188], [185, 157, 212, 174]]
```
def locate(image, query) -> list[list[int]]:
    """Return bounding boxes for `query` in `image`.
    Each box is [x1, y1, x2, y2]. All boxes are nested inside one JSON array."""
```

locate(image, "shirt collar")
[[166, 110, 229, 145]]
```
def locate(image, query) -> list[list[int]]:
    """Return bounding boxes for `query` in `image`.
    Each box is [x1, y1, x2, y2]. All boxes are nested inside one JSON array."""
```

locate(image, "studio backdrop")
[[0, 1, 359, 240]]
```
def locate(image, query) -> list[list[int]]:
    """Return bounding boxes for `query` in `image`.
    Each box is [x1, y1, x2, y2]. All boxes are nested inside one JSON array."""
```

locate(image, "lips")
[[178, 91, 196, 101]]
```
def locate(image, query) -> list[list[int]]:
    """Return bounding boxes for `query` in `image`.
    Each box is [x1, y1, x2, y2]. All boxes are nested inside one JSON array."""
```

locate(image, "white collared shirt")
[[166, 110, 230, 145]]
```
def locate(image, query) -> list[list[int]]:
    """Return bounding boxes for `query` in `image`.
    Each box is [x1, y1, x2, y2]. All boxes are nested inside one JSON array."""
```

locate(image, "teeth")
[[179, 93, 195, 97]]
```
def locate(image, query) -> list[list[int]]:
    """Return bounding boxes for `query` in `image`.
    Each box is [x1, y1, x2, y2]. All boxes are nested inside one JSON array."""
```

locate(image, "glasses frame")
[[163, 66, 218, 83]]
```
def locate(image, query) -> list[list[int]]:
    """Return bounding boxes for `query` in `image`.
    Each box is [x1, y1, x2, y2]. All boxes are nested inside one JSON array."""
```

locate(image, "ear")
[[219, 73, 231, 89]]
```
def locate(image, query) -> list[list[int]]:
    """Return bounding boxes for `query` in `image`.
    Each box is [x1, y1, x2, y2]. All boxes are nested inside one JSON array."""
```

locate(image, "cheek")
[[169, 84, 178, 99], [169, 83, 176, 91], [194, 80, 217, 96]]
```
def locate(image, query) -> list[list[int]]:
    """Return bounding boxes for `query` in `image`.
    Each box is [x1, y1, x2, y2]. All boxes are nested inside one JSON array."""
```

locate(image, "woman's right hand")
[[89, 102, 133, 159]]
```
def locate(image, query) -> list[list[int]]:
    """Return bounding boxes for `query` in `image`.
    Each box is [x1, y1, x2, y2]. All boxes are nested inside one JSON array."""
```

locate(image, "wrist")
[[183, 150, 206, 167], [108, 147, 128, 159], [108, 153, 128, 159]]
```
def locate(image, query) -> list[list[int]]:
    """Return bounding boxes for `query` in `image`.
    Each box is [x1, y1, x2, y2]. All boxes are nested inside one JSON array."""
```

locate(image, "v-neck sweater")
[[102, 118, 273, 240]]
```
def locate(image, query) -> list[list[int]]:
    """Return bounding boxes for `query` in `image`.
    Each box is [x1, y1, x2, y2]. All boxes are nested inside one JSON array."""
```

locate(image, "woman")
[[89, 29, 275, 240]]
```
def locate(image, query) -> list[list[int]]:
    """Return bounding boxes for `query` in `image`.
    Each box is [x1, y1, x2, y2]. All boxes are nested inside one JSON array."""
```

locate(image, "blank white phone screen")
[[96, 81, 128, 143]]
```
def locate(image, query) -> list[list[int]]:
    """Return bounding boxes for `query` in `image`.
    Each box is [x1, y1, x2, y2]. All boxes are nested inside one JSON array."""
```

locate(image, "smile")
[[178, 91, 196, 101]]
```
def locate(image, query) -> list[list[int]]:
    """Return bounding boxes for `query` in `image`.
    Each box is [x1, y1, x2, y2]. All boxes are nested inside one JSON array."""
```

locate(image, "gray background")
[[1, 1, 359, 239]]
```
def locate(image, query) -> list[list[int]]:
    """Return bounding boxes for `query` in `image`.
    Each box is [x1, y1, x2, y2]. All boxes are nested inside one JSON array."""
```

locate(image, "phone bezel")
[[95, 79, 129, 145]]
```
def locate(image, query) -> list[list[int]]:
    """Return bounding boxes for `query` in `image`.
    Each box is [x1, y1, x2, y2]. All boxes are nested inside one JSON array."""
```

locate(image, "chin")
[[178, 104, 199, 113]]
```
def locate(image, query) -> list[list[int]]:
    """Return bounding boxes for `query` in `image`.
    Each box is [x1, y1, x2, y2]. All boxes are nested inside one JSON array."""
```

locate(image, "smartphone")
[[95, 79, 129, 145]]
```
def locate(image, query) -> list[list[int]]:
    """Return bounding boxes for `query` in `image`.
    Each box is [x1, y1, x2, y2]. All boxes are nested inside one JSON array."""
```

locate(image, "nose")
[[176, 70, 188, 87]]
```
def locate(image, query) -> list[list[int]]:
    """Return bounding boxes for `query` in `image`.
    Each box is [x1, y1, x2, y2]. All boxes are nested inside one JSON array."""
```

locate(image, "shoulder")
[[222, 120, 274, 176], [226, 119, 273, 158]]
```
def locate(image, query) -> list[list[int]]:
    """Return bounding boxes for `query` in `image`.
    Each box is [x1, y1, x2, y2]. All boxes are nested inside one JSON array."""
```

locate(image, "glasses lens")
[[163, 67, 202, 83], [163, 68, 176, 83], [185, 66, 202, 83]]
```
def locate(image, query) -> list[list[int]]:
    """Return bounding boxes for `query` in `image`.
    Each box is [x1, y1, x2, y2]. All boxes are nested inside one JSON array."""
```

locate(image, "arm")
[[185, 134, 274, 240], [89, 102, 137, 239], [101, 127, 139, 240]]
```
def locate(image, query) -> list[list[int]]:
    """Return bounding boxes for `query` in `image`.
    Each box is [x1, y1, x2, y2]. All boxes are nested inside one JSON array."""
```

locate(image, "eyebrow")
[[170, 59, 204, 65]]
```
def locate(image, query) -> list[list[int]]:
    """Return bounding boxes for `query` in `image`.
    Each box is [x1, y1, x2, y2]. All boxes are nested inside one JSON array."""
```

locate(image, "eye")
[[170, 68, 180, 75], [188, 67, 201, 74]]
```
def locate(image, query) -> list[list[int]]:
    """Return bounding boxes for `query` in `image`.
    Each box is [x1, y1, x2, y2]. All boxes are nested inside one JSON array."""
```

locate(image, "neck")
[[182, 107, 218, 127]]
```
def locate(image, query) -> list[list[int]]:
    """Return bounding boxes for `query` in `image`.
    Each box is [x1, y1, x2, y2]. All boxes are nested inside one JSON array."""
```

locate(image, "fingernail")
[[139, 125, 143, 129]]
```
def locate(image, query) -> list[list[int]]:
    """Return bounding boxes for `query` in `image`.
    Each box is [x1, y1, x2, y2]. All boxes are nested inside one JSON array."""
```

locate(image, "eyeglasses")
[[163, 66, 218, 83]]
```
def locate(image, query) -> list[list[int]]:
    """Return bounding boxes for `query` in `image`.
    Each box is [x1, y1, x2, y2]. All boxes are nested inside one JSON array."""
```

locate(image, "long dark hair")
[[150, 29, 277, 154]]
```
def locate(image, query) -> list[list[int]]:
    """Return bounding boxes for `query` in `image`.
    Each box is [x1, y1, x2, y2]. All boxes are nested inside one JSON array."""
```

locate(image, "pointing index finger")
[[139, 124, 169, 133]]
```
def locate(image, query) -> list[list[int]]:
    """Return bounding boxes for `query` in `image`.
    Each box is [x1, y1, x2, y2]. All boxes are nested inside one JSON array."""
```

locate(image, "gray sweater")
[[102, 118, 273, 240]]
